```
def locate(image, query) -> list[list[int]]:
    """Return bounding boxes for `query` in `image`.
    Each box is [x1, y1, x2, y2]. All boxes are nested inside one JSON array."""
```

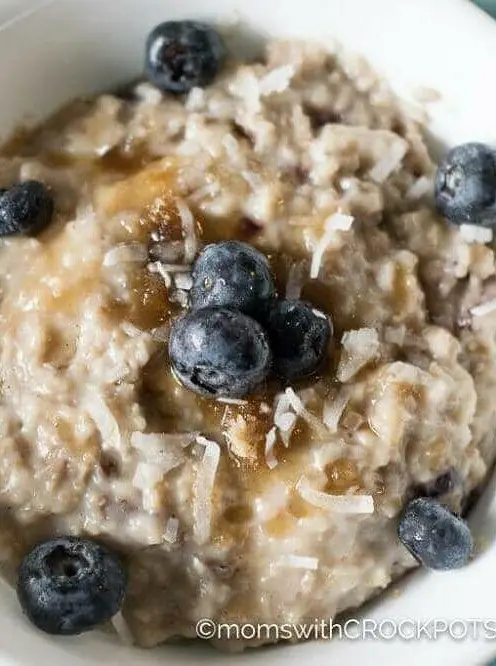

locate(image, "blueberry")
[[264, 299, 331, 381], [169, 307, 271, 398], [398, 498, 473, 570], [435, 142, 496, 225], [190, 241, 276, 316], [145, 21, 225, 94], [0, 181, 54, 236], [17, 537, 126, 635]]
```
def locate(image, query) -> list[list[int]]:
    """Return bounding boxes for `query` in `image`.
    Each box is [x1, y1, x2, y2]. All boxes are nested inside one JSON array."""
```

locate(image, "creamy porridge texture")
[[0, 21, 494, 650]]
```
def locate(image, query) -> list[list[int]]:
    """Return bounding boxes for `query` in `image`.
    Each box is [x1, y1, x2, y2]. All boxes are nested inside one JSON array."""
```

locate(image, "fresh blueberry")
[[398, 497, 473, 570], [263, 299, 331, 381], [0, 181, 54, 236], [190, 241, 276, 316], [169, 306, 272, 398], [17, 537, 126, 635], [435, 142, 496, 225], [145, 21, 225, 94]]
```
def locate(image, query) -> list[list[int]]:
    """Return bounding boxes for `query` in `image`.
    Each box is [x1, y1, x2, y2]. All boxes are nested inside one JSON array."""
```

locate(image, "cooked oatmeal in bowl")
[[0, 16, 495, 652]]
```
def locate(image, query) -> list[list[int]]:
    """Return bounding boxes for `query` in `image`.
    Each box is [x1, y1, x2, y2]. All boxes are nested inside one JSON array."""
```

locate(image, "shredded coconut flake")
[[85, 394, 121, 450], [149, 240, 184, 263], [254, 481, 288, 521], [111, 612, 134, 645], [176, 199, 197, 263], [169, 289, 189, 308], [406, 175, 433, 200], [274, 407, 297, 447], [368, 140, 408, 183], [230, 70, 261, 113], [185, 86, 205, 111], [134, 82, 163, 106], [323, 391, 350, 433], [337, 328, 380, 382], [148, 261, 172, 287], [193, 436, 220, 544], [103, 242, 148, 267], [189, 181, 221, 203], [120, 321, 143, 338], [155, 263, 191, 273], [275, 410, 297, 433], [217, 397, 249, 406], [241, 170, 261, 189], [222, 134, 241, 162], [459, 224, 494, 245], [131, 432, 190, 469], [325, 212, 354, 232], [276, 554, 319, 570], [133, 461, 164, 487], [132, 463, 164, 511], [274, 392, 292, 419], [226, 414, 258, 461], [259, 65, 295, 96], [296, 477, 374, 514], [131, 431, 196, 449], [284, 387, 327, 436], [310, 214, 354, 279], [273, 392, 298, 444], [285, 261, 305, 299], [264, 427, 279, 469], [341, 410, 364, 432], [164, 517, 179, 544], [470, 298, 496, 318]]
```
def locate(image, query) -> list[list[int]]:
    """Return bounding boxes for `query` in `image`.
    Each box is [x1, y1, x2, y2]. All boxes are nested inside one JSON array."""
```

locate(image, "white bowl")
[[1, 1, 496, 665]]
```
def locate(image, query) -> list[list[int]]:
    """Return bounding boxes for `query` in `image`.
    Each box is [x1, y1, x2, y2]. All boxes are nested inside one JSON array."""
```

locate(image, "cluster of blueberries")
[[9, 19, 492, 642], [169, 240, 332, 398]]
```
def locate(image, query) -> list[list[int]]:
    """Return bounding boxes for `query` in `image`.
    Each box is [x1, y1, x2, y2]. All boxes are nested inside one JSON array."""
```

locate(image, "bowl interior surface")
[[0, 1, 496, 665]]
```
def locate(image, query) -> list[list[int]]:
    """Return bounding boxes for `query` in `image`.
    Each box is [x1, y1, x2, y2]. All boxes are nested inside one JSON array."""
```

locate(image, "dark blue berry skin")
[[17, 537, 126, 635], [435, 143, 496, 226], [264, 299, 331, 381], [0, 181, 54, 236], [190, 241, 276, 316], [145, 21, 225, 94], [169, 307, 272, 398], [398, 498, 473, 571]]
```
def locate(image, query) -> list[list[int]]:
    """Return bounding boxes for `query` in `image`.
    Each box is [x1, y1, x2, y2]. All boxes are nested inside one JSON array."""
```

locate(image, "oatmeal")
[[0, 21, 494, 651]]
